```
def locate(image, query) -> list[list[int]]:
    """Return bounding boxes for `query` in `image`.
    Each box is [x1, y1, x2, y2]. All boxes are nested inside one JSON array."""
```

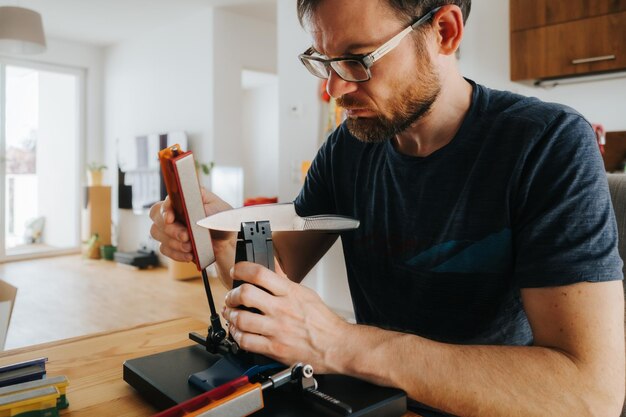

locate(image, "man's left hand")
[[222, 261, 349, 373]]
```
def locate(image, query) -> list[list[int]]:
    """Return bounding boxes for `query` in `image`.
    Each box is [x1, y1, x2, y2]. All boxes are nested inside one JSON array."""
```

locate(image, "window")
[[0, 61, 84, 261]]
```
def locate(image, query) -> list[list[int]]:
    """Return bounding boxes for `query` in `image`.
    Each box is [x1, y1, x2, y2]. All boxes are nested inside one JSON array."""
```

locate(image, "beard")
[[337, 55, 441, 143]]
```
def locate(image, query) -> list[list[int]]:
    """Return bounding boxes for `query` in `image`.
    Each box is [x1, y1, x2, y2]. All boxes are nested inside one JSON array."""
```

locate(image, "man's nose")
[[326, 69, 358, 99]]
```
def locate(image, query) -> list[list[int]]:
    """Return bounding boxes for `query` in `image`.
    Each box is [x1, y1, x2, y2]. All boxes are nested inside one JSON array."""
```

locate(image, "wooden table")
[[0, 317, 419, 416]]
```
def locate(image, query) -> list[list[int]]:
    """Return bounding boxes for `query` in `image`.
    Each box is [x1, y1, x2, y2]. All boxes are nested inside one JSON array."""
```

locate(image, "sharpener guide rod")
[[259, 363, 314, 391], [201, 268, 218, 317]]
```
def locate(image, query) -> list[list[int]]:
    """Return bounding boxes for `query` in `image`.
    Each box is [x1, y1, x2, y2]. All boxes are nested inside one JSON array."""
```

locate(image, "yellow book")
[[0, 386, 59, 417], [0, 376, 69, 410]]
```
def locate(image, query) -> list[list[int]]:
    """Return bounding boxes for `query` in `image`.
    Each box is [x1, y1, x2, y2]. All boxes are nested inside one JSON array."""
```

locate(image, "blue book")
[[0, 358, 47, 388]]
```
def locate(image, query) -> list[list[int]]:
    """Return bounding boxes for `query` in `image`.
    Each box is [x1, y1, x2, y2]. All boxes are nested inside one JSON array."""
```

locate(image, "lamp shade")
[[0, 6, 46, 54]]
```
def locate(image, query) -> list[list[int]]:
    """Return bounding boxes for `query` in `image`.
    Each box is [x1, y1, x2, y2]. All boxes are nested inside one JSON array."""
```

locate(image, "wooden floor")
[[0, 255, 227, 350]]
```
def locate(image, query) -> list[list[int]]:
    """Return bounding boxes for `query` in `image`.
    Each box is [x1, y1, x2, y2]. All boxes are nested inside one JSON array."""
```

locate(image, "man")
[[150, 1, 625, 415]]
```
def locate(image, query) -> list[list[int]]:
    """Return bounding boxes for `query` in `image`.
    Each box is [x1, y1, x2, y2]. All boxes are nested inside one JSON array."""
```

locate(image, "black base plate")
[[123, 345, 406, 416]]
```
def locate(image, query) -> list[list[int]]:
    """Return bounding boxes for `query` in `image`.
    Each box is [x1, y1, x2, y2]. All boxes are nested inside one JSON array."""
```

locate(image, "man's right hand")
[[149, 187, 233, 263]]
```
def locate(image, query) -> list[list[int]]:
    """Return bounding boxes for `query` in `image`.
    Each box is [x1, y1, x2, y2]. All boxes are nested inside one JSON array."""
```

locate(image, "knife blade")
[[196, 203, 359, 232]]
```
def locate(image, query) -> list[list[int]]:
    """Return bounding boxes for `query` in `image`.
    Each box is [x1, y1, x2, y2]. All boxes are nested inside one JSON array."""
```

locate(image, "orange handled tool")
[[151, 364, 317, 417], [152, 376, 263, 417]]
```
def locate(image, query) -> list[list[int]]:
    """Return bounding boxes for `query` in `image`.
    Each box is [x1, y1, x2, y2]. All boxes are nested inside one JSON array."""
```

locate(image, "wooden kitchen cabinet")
[[510, 0, 626, 81], [510, 0, 626, 31]]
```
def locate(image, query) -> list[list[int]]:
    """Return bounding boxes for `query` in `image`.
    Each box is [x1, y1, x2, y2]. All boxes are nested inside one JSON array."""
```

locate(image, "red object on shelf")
[[244, 197, 278, 206], [320, 79, 331, 102], [592, 123, 606, 155]]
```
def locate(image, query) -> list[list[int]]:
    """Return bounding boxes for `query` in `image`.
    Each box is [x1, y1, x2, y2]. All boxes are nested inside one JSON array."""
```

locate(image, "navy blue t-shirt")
[[294, 81, 622, 413]]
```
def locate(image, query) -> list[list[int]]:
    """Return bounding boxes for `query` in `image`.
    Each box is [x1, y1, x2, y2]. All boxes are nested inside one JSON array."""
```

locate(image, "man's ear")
[[432, 5, 464, 56]]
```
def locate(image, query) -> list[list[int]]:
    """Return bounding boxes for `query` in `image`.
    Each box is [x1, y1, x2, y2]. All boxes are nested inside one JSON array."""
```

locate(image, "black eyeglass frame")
[[298, 6, 442, 83]]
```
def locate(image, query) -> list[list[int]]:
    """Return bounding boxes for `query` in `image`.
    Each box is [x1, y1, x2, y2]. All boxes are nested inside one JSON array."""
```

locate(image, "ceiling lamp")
[[0, 6, 47, 54]]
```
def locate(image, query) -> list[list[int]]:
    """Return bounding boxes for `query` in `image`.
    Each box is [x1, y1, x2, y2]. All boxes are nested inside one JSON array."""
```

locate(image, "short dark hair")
[[297, 0, 471, 27]]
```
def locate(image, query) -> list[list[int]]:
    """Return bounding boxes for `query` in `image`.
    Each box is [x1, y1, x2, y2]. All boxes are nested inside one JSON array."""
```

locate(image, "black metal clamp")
[[190, 220, 275, 353]]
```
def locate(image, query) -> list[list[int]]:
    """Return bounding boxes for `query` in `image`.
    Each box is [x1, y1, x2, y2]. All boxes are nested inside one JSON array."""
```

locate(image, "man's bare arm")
[[225, 265, 625, 417], [328, 280, 625, 416]]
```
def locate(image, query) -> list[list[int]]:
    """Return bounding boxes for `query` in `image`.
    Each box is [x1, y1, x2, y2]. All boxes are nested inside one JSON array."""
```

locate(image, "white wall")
[[277, 0, 321, 203], [242, 81, 279, 198], [105, 7, 278, 252], [212, 8, 277, 168], [104, 9, 214, 251], [460, 0, 626, 132]]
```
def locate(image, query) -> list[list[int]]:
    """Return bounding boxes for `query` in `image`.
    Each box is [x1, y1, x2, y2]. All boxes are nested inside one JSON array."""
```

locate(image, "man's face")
[[309, 0, 441, 143]]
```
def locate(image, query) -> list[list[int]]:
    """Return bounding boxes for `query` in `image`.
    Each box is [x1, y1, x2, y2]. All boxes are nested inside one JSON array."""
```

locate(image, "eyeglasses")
[[299, 7, 441, 83]]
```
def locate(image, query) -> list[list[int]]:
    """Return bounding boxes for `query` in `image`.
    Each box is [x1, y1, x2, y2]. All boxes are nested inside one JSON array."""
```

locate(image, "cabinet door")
[[511, 11, 626, 81], [510, 0, 626, 31]]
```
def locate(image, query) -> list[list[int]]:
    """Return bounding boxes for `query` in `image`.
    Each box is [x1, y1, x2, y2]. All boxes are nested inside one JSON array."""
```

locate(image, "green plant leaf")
[[87, 162, 107, 171]]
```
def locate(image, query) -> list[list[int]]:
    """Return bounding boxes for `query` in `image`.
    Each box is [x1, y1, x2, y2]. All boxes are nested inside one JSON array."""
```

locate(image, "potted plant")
[[87, 162, 107, 186], [194, 160, 214, 189], [195, 161, 214, 177]]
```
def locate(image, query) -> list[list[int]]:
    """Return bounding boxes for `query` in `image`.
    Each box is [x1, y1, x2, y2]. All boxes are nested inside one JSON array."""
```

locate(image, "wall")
[[105, 7, 278, 252], [277, 0, 354, 311], [212, 8, 277, 170], [459, 0, 626, 132], [242, 80, 279, 198], [104, 9, 214, 251], [277, 0, 321, 204]]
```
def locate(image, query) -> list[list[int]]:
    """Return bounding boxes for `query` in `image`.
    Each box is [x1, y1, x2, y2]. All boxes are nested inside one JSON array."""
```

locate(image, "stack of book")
[[0, 358, 69, 417]]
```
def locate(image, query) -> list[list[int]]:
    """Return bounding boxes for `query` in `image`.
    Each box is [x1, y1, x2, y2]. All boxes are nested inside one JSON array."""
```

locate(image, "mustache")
[[336, 95, 371, 109]]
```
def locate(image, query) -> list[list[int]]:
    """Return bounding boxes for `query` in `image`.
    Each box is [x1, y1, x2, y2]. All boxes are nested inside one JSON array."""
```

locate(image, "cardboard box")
[[168, 259, 201, 280], [0, 280, 17, 350]]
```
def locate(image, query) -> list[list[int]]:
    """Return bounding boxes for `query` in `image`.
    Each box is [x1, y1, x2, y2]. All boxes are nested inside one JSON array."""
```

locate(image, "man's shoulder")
[[479, 83, 586, 131], [473, 83, 592, 152]]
